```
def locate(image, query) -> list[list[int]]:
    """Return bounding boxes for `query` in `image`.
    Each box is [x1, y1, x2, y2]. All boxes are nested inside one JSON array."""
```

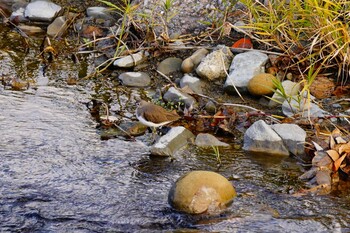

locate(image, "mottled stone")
[[196, 46, 233, 81]]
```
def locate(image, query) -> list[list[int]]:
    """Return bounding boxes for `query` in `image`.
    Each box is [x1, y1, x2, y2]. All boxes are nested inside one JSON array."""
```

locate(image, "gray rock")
[[224, 51, 269, 94], [270, 123, 306, 157], [47, 16, 67, 37], [195, 133, 230, 147], [196, 45, 233, 81], [24, 0, 61, 22], [151, 126, 195, 156], [10, 7, 28, 23], [118, 72, 151, 87], [243, 120, 289, 156], [113, 51, 148, 68], [268, 80, 301, 107], [86, 6, 113, 20], [282, 95, 328, 118], [179, 74, 203, 94], [157, 57, 183, 75], [163, 87, 197, 109]]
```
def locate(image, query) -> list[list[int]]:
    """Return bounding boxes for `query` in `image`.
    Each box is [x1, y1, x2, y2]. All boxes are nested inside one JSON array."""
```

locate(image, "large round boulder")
[[168, 171, 236, 214]]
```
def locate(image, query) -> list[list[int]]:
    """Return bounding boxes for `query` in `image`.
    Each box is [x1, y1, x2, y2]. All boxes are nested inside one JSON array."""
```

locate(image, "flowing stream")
[[1, 27, 350, 233]]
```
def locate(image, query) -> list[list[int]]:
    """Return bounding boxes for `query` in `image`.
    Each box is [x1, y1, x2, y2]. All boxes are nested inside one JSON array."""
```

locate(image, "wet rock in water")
[[47, 16, 67, 37], [150, 126, 194, 156], [168, 170, 236, 214], [86, 6, 113, 20], [196, 45, 233, 81], [113, 51, 148, 68], [247, 73, 277, 96], [224, 51, 269, 94], [179, 74, 203, 94], [118, 72, 151, 87], [243, 120, 289, 156], [282, 93, 329, 118], [270, 124, 306, 157], [157, 57, 183, 75], [181, 48, 209, 73], [163, 86, 197, 109], [195, 133, 230, 148], [205, 101, 217, 114], [126, 122, 148, 136], [24, 0, 61, 22], [268, 80, 300, 107]]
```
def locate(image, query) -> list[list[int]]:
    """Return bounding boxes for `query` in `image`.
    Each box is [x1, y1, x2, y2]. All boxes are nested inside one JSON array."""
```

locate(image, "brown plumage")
[[136, 100, 180, 127]]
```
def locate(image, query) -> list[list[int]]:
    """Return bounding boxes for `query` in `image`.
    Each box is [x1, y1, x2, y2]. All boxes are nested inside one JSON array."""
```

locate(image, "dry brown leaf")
[[329, 135, 336, 149], [331, 128, 342, 137], [338, 143, 350, 155], [333, 154, 347, 172], [326, 149, 340, 162]]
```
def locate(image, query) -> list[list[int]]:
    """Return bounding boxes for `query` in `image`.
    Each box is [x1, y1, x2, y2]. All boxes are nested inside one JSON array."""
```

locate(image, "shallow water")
[[1, 27, 350, 233]]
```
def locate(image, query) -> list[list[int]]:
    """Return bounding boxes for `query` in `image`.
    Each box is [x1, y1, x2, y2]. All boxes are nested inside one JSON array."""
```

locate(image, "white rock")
[[271, 123, 306, 157], [243, 120, 289, 156], [224, 51, 269, 93], [179, 74, 203, 94], [268, 80, 300, 107], [24, 1, 61, 22], [113, 51, 148, 68], [282, 95, 328, 118], [151, 126, 194, 156]]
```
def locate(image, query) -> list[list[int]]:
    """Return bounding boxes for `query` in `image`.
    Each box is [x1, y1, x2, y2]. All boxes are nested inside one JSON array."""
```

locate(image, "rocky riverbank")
[[2, 0, 350, 213]]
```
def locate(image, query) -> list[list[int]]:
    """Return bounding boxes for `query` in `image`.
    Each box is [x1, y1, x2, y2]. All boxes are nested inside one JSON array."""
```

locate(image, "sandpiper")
[[136, 100, 180, 130]]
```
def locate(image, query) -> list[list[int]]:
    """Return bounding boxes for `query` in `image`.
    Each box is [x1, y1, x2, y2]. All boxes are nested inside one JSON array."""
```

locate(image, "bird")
[[136, 100, 180, 135]]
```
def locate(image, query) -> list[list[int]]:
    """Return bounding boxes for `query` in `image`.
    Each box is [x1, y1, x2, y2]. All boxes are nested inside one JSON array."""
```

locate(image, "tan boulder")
[[247, 73, 277, 96], [168, 171, 236, 214]]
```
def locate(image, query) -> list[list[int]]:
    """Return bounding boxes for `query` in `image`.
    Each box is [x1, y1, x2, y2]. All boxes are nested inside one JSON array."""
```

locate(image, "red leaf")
[[231, 38, 253, 49]]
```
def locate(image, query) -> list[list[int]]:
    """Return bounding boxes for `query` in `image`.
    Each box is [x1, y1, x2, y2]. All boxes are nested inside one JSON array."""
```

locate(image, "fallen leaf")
[[333, 154, 347, 172], [326, 149, 340, 162], [338, 143, 350, 154], [231, 38, 253, 49]]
